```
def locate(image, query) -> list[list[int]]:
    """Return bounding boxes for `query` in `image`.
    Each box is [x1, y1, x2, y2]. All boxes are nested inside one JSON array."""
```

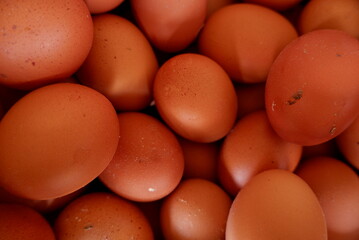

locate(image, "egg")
[[76, 14, 158, 111], [131, 0, 207, 52], [99, 112, 184, 202], [153, 53, 237, 143], [54, 192, 154, 240], [160, 178, 232, 240], [0, 203, 55, 240], [84, 0, 125, 14], [218, 110, 302, 196], [296, 156, 359, 240], [0, 83, 119, 200], [0, 0, 93, 90], [199, 3, 298, 83], [226, 169, 327, 240]]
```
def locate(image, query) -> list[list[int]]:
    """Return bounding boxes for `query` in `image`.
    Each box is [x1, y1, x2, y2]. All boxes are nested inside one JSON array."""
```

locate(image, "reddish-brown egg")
[[99, 112, 184, 202], [298, 0, 359, 39], [0, 83, 119, 200], [54, 192, 154, 240], [153, 53, 237, 143], [336, 117, 359, 170], [218, 110, 302, 196], [226, 169, 327, 240], [76, 14, 158, 111], [0, 203, 55, 240], [0, 186, 84, 214], [131, 0, 207, 52], [84, 0, 125, 14], [296, 157, 359, 240], [206, 0, 235, 18], [199, 3, 298, 83], [265, 29, 359, 146], [178, 137, 220, 182], [243, 0, 303, 11], [161, 178, 232, 240], [0, 0, 93, 90]]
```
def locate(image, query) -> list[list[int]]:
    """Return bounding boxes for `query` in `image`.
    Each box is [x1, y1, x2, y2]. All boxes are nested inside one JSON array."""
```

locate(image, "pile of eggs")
[[0, 0, 358, 239]]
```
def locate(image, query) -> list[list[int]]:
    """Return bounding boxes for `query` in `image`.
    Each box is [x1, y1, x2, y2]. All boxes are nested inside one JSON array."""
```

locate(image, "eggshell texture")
[[54, 192, 154, 240], [218, 111, 302, 196], [84, 0, 125, 14], [161, 178, 232, 240], [226, 169, 327, 240], [153, 53, 237, 143], [336, 117, 359, 169], [299, 0, 359, 39], [99, 112, 184, 202], [178, 137, 219, 182], [76, 14, 158, 111], [198, 3, 298, 83], [0, 83, 119, 200], [296, 157, 359, 240], [243, 0, 302, 11], [0, 203, 55, 240], [265, 29, 359, 146], [131, 0, 207, 52], [0, 0, 93, 90]]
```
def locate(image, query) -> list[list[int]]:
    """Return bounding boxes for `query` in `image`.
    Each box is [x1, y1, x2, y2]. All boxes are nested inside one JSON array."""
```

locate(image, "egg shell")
[[0, 0, 93, 90], [131, 0, 207, 52], [299, 0, 359, 39], [84, 0, 125, 14], [54, 192, 154, 240], [265, 29, 359, 146], [199, 3, 298, 83], [296, 156, 359, 240], [160, 178, 232, 240], [153, 53, 238, 143], [76, 14, 158, 111], [0, 203, 55, 240], [0, 83, 119, 200], [99, 112, 184, 202], [218, 110, 302, 196], [226, 169, 327, 240]]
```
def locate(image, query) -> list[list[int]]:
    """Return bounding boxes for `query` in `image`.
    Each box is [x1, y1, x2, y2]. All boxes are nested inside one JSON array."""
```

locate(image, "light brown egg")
[[0, 0, 93, 90], [76, 14, 158, 111], [161, 178, 232, 240], [153, 53, 237, 143], [226, 169, 327, 240], [199, 3, 298, 83], [296, 156, 359, 240]]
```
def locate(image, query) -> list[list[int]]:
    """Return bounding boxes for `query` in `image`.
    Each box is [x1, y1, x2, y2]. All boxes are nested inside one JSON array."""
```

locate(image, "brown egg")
[[54, 192, 154, 240], [243, 0, 303, 11], [226, 169, 327, 240], [299, 0, 359, 39], [0, 186, 85, 214], [99, 112, 184, 202], [336, 117, 359, 170], [235, 82, 265, 119], [0, 203, 55, 240], [131, 0, 207, 52], [84, 0, 125, 14], [219, 110, 302, 196], [0, 0, 93, 90], [178, 137, 220, 182], [0, 83, 119, 200], [296, 156, 359, 240], [160, 178, 232, 240], [199, 3, 298, 83], [153, 53, 237, 143], [206, 0, 235, 18], [76, 14, 158, 111]]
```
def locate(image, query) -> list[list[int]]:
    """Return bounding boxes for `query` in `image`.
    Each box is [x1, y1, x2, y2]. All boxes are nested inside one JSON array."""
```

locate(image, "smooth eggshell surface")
[[226, 169, 327, 240], [0, 83, 119, 200]]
